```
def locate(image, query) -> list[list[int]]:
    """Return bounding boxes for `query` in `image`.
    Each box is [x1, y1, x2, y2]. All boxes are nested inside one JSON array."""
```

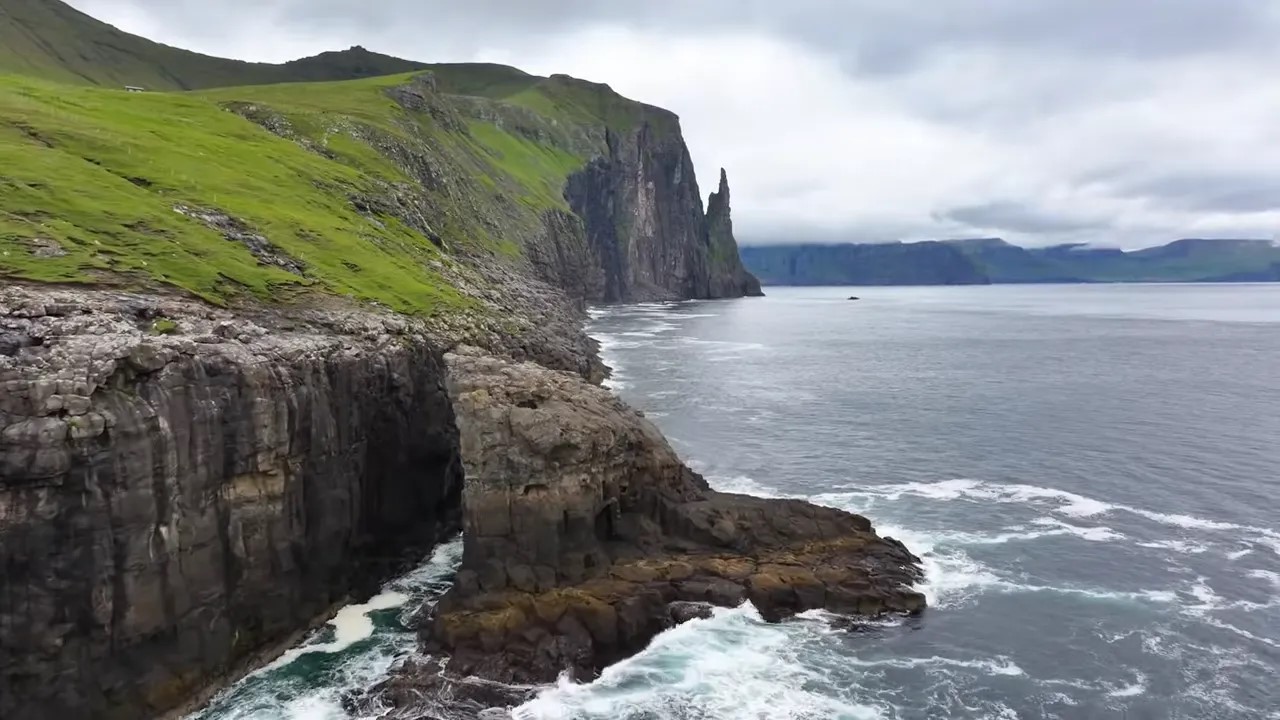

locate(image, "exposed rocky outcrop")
[[705, 168, 765, 298], [0, 286, 464, 720], [563, 122, 763, 303], [371, 348, 924, 714]]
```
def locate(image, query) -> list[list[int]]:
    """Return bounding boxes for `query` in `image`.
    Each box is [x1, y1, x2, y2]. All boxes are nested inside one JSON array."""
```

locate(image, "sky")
[[70, 0, 1280, 248]]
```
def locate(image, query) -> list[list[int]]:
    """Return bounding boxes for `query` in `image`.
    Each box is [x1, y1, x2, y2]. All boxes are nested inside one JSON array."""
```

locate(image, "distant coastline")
[[741, 238, 1280, 286]]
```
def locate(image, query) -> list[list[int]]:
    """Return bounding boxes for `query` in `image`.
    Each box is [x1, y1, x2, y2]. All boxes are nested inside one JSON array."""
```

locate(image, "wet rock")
[[385, 349, 925, 699], [668, 601, 715, 623], [0, 285, 463, 720]]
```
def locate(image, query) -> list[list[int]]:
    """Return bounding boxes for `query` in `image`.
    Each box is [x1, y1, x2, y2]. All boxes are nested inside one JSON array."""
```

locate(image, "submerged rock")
[[377, 347, 924, 709]]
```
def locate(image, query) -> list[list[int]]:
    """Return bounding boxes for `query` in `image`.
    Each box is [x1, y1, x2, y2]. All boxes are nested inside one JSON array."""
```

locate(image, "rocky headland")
[[1, 5, 916, 717], [370, 348, 925, 714]]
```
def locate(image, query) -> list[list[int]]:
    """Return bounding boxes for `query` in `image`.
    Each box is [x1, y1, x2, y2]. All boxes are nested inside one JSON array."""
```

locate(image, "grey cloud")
[[69, 0, 1280, 247], [1113, 172, 1280, 213], [78, 0, 1280, 67], [941, 202, 1112, 235]]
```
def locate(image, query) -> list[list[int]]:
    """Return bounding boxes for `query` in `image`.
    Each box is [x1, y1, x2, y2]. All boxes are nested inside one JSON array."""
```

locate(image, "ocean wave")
[[513, 604, 889, 720], [844, 654, 1025, 677], [677, 338, 767, 351], [707, 474, 792, 498], [1106, 672, 1148, 698], [714, 479, 1168, 610], [1136, 539, 1211, 554], [188, 538, 463, 720], [829, 478, 1280, 554]]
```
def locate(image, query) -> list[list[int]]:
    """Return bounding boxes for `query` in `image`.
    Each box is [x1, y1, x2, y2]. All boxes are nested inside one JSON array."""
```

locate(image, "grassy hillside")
[[0, 0, 425, 89], [0, 60, 683, 314]]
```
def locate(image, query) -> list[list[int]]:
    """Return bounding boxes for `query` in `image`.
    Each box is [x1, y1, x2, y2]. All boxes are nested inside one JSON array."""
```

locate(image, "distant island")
[[741, 238, 1280, 286]]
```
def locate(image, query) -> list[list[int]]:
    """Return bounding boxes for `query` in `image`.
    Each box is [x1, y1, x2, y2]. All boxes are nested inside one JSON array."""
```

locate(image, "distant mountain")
[[951, 238, 1280, 284], [742, 238, 1280, 286], [740, 242, 990, 286], [0, 0, 426, 89]]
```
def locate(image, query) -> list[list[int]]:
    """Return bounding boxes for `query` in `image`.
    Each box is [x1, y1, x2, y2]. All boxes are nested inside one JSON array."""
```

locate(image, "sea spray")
[[189, 538, 463, 720]]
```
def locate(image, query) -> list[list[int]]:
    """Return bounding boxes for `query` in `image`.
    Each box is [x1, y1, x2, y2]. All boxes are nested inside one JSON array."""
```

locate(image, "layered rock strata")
[[373, 348, 924, 711], [0, 286, 464, 719]]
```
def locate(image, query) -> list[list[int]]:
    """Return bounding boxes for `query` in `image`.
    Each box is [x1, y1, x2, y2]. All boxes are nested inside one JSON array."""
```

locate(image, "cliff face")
[[740, 242, 991, 286], [951, 237, 1280, 283], [565, 123, 762, 302], [369, 348, 923, 714], [0, 288, 463, 720]]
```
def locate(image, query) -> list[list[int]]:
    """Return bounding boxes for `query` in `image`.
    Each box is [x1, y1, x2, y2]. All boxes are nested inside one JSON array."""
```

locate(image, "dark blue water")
[[192, 284, 1280, 719], [519, 284, 1280, 719]]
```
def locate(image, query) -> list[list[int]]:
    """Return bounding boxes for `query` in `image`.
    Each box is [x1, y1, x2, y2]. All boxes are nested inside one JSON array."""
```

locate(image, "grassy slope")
[[0, 0, 425, 89], [0, 64, 677, 314], [0, 73, 470, 313]]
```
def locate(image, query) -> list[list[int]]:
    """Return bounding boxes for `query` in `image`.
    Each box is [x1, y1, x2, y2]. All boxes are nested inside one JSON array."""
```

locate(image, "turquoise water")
[[188, 539, 462, 720]]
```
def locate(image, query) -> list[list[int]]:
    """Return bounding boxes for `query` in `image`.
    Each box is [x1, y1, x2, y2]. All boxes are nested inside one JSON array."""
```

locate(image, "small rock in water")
[[848, 296, 861, 301], [669, 601, 715, 624]]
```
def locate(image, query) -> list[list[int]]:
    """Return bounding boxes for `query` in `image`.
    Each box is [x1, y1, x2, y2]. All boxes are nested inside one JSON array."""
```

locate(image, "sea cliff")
[[1, 5, 913, 717]]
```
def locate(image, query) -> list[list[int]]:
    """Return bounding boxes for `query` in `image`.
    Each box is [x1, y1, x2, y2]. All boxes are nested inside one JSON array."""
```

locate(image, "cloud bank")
[[71, 0, 1280, 247]]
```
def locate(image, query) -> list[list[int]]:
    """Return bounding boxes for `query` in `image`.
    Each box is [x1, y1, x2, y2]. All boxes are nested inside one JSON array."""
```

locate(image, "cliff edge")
[[370, 349, 923, 714]]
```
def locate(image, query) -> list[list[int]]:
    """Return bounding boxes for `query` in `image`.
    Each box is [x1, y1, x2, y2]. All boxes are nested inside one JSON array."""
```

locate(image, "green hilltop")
[[0, 0, 425, 89], [0, 0, 685, 315]]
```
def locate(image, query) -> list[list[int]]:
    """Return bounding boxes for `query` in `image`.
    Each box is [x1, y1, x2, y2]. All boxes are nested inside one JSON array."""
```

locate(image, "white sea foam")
[[1136, 539, 1211, 554], [1028, 517, 1126, 542], [844, 654, 1025, 677], [707, 474, 792, 498], [260, 591, 408, 673], [514, 604, 889, 720], [813, 490, 1167, 609], [1247, 569, 1280, 589], [833, 478, 1280, 555], [187, 538, 463, 720], [678, 338, 767, 351], [1180, 575, 1278, 615], [1107, 672, 1148, 698]]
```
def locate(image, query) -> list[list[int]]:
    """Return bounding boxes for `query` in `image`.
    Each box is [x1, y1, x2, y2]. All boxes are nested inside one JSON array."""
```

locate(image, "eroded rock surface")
[[0, 286, 464, 719], [375, 348, 924, 711]]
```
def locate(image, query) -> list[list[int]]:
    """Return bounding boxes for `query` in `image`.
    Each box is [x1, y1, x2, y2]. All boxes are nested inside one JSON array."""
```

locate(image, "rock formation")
[[372, 348, 924, 712], [0, 286, 463, 719], [564, 124, 763, 302]]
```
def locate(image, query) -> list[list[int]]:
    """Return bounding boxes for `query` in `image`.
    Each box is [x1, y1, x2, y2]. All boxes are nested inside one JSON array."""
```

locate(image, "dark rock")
[[386, 349, 926, 697], [0, 287, 464, 720], [174, 204, 307, 276], [564, 131, 761, 302], [668, 601, 715, 623], [848, 296, 861, 301]]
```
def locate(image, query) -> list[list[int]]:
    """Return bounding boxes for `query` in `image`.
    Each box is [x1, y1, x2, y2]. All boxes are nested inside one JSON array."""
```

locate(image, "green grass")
[[0, 0, 426, 90], [0, 67, 660, 314], [0, 9, 689, 316], [151, 318, 178, 335], [0, 74, 468, 314], [464, 120, 584, 210]]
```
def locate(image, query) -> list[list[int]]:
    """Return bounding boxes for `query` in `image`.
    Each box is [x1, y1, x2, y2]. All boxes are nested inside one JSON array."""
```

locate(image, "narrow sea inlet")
[[192, 283, 1280, 719]]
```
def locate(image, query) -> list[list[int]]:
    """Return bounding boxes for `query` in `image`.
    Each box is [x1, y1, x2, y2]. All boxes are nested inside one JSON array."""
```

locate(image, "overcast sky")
[[72, 0, 1280, 248]]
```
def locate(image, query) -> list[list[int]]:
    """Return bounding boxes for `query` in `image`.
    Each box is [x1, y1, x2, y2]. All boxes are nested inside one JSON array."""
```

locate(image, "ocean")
[[191, 283, 1280, 719]]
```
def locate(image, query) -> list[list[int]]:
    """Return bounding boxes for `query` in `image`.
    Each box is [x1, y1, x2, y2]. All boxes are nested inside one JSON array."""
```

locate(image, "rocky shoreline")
[[1, 283, 922, 719], [370, 347, 926, 715]]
